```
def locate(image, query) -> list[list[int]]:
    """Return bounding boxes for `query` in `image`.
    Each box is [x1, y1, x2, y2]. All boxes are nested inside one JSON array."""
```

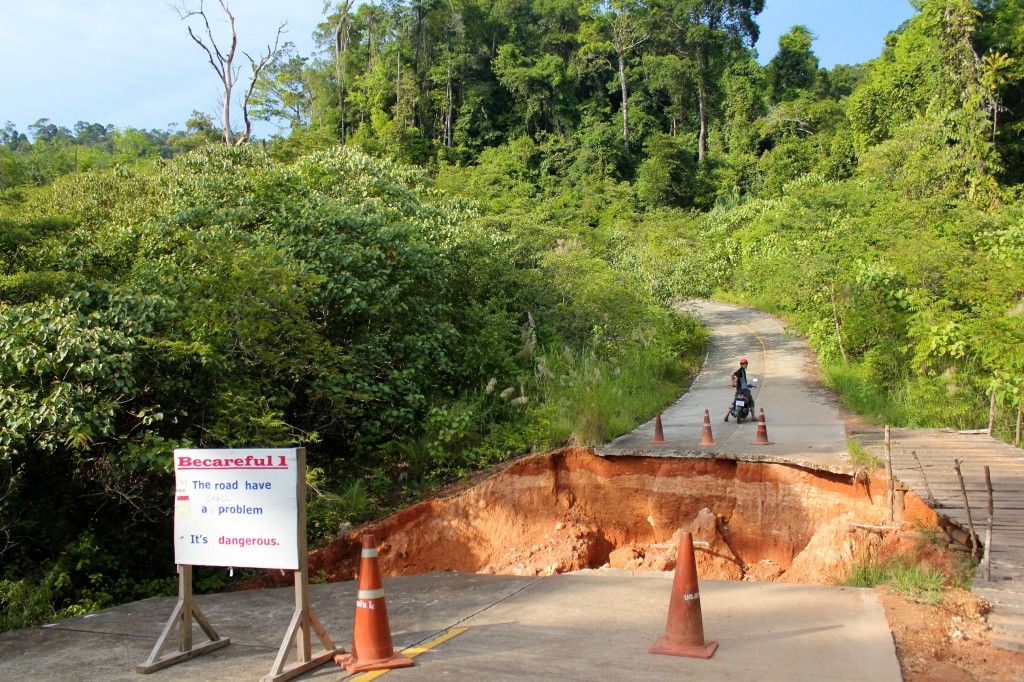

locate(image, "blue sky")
[[2, 1, 918, 139], [2, 1, 325, 138], [754, 0, 918, 68]]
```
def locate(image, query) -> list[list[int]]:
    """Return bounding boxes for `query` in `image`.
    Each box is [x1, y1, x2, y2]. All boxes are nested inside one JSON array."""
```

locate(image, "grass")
[[843, 556, 949, 605], [847, 439, 883, 468], [820, 359, 912, 426], [821, 356, 995, 432], [887, 563, 948, 605], [842, 524, 978, 605], [844, 558, 891, 588], [530, 344, 697, 446], [911, 522, 978, 590]]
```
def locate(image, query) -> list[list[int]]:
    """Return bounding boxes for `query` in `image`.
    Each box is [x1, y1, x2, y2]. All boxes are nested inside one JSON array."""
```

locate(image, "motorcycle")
[[729, 377, 758, 423]]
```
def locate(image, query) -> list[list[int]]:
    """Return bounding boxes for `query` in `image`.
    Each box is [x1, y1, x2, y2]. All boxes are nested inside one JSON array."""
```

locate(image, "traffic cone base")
[[334, 651, 413, 673], [649, 636, 718, 659], [699, 409, 716, 446], [652, 413, 667, 444]]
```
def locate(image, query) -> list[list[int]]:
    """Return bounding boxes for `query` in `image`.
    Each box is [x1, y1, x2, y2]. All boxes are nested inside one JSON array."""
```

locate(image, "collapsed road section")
[[306, 448, 938, 584]]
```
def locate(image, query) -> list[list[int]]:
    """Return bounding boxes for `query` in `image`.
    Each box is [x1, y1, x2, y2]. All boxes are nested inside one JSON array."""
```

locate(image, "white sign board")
[[173, 448, 300, 570]]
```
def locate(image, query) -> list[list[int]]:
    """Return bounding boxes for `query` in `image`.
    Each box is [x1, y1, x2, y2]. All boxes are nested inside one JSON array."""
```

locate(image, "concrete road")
[[602, 300, 850, 471], [0, 571, 901, 682]]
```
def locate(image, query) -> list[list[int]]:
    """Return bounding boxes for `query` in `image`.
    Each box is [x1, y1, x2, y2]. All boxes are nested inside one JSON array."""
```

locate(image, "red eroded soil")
[[308, 448, 932, 583]]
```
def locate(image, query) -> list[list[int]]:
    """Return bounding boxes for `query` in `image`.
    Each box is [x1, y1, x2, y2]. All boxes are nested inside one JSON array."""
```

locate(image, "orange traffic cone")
[[699, 409, 716, 446], [751, 408, 773, 446], [649, 531, 718, 659], [652, 413, 668, 444], [334, 534, 413, 673]]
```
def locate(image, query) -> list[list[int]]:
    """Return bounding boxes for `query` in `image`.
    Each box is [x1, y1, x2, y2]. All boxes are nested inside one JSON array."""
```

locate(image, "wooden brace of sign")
[[135, 564, 230, 673]]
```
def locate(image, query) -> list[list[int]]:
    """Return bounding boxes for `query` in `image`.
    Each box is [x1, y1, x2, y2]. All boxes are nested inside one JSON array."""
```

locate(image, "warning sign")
[[173, 448, 300, 570]]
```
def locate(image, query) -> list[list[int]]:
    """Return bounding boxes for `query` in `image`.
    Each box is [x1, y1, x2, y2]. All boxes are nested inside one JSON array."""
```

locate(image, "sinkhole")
[[308, 448, 940, 585]]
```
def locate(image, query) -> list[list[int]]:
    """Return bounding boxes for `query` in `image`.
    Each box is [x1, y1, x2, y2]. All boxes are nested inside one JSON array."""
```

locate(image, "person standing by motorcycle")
[[725, 358, 752, 422]]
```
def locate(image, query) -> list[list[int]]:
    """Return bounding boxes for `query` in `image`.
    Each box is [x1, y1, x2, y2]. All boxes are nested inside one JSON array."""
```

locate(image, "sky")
[[754, 0, 919, 68], [2, 1, 920, 140]]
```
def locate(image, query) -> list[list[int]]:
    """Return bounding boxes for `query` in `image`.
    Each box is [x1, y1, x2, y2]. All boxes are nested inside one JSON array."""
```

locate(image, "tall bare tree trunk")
[[696, 44, 708, 161], [600, 1, 646, 155], [336, 2, 356, 143], [446, 61, 454, 147], [618, 47, 630, 154]]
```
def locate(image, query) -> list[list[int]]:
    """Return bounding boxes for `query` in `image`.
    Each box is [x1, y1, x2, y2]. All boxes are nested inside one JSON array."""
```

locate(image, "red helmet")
[[740, 358, 748, 365]]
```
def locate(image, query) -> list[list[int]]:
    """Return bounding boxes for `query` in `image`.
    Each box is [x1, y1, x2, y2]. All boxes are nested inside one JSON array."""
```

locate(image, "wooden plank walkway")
[[859, 428, 1024, 652]]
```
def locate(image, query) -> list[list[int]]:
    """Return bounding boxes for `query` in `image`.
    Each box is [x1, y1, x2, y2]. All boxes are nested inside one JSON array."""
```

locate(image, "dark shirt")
[[732, 367, 749, 390]]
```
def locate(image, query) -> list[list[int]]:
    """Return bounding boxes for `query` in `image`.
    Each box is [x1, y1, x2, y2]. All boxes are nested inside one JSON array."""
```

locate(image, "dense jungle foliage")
[[2, 0, 1023, 631]]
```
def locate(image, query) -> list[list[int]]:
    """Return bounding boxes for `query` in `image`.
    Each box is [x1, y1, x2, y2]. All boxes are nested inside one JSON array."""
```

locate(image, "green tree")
[[168, 111, 222, 154], [976, 0, 1024, 183], [649, 0, 765, 161], [819, 64, 862, 101], [640, 54, 697, 137], [0, 123, 29, 151], [493, 44, 571, 135], [110, 129, 159, 163], [73, 122, 114, 148], [720, 56, 765, 156], [250, 42, 314, 130], [27, 119, 73, 144], [765, 25, 819, 103]]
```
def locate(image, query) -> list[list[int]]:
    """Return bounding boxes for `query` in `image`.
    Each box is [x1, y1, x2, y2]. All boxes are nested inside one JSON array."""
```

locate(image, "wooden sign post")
[[137, 447, 343, 680], [260, 447, 342, 682]]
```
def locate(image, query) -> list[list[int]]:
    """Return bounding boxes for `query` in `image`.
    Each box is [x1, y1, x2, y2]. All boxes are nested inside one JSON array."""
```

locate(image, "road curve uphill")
[[600, 300, 851, 472]]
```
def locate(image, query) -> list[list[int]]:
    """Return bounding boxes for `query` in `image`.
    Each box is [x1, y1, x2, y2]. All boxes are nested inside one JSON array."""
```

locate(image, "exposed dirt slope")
[[306, 448, 933, 583]]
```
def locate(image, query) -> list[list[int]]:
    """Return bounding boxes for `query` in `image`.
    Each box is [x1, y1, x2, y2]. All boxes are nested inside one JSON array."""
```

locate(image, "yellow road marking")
[[348, 627, 470, 681], [733, 319, 768, 389], [401, 626, 470, 657]]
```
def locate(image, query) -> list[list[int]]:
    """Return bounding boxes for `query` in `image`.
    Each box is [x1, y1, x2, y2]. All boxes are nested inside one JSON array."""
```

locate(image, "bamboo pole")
[[953, 459, 979, 560], [849, 523, 901, 531], [984, 465, 994, 582], [911, 450, 935, 506], [1016, 387, 1022, 448], [988, 392, 996, 437], [884, 425, 893, 522]]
